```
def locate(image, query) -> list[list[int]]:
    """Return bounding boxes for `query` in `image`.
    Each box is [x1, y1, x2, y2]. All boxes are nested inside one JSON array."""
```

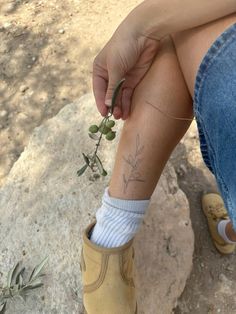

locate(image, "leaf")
[[29, 256, 48, 282], [15, 267, 25, 285], [77, 164, 88, 176], [22, 283, 44, 291], [101, 169, 107, 176], [18, 274, 23, 287], [82, 153, 90, 166], [88, 133, 99, 141], [7, 262, 20, 288], [0, 302, 6, 314], [95, 155, 105, 175], [111, 78, 125, 114]]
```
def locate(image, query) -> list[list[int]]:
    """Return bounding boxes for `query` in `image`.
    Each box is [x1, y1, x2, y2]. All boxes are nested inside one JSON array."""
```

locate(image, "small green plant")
[[77, 78, 125, 178], [0, 256, 48, 313]]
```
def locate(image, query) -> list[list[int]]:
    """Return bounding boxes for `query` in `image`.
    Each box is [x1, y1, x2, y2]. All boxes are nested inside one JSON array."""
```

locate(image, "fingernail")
[[105, 99, 112, 107]]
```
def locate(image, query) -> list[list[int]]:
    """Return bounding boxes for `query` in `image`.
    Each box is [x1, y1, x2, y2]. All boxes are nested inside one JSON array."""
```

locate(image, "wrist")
[[119, 0, 168, 41]]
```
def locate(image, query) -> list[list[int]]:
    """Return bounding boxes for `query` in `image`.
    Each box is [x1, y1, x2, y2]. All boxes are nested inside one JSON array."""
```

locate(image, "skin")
[[92, 3, 236, 240], [93, 0, 236, 120]]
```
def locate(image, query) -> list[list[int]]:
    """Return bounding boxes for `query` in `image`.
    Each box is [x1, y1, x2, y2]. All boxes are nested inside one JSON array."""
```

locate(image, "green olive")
[[99, 125, 110, 134], [106, 120, 115, 128], [105, 131, 116, 141], [89, 125, 99, 133]]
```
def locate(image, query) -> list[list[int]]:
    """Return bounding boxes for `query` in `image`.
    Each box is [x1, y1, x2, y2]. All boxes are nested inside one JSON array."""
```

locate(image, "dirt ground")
[[1, 1, 236, 313]]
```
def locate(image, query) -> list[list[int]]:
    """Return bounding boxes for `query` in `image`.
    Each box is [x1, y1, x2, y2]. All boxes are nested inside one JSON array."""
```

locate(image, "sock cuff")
[[102, 186, 150, 214], [217, 219, 236, 244]]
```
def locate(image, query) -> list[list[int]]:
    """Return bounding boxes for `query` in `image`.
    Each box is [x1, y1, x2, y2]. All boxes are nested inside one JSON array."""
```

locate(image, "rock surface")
[[0, 94, 194, 314]]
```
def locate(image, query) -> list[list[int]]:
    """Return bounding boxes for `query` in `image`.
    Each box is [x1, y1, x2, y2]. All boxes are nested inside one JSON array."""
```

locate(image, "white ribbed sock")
[[90, 186, 151, 248], [217, 219, 236, 244]]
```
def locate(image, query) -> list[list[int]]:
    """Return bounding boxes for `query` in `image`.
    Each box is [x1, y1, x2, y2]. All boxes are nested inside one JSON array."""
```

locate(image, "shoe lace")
[[205, 203, 229, 220]]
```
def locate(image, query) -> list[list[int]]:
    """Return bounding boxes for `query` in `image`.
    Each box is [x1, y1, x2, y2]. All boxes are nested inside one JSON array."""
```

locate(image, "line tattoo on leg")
[[122, 133, 145, 194]]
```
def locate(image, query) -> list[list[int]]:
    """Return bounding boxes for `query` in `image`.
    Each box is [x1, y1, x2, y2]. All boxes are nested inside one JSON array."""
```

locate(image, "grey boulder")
[[0, 94, 194, 313]]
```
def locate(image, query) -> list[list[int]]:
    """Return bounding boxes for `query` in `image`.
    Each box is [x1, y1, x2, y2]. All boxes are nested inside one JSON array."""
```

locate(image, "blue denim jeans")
[[194, 22, 236, 230]]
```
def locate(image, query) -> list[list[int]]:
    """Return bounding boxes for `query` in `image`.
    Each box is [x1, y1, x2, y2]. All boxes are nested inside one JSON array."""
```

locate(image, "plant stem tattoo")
[[122, 133, 145, 194]]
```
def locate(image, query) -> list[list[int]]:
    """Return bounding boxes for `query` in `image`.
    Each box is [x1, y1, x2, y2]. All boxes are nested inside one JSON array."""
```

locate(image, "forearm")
[[117, 0, 236, 40]]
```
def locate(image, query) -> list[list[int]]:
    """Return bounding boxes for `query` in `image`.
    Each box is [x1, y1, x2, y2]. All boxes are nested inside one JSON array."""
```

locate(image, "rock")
[[0, 94, 194, 313], [177, 164, 187, 177], [219, 273, 228, 283], [134, 163, 194, 314], [19, 85, 29, 93], [58, 28, 65, 34], [0, 110, 8, 118], [3, 22, 12, 29], [1, 2, 15, 14]]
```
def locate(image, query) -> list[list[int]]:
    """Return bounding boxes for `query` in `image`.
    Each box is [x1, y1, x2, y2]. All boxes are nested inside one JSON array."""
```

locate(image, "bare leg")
[[108, 37, 193, 200], [172, 13, 236, 241]]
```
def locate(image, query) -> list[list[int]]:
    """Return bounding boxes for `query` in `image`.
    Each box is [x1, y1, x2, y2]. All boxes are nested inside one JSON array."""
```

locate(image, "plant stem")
[[93, 112, 112, 157]]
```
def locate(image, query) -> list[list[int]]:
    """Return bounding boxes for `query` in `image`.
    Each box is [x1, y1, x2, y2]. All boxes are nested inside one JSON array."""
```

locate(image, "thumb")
[[105, 70, 125, 108]]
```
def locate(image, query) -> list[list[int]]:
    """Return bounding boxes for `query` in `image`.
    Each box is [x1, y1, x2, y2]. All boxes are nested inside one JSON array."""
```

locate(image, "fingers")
[[92, 74, 108, 117], [93, 52, 124, 119]]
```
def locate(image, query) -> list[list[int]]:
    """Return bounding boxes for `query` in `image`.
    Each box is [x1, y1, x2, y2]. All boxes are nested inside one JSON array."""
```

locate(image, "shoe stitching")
[[119, 251, 135, 287], [83, 254, 109, 293]]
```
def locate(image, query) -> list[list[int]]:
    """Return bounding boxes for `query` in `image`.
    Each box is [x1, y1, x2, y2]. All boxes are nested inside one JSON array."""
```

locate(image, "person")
[[80, 1, 236, 313]]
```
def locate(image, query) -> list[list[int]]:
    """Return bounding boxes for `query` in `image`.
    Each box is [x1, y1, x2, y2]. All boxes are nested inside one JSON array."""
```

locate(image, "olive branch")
[[77, 78, 125, 178], [0, 256, 48, 313]]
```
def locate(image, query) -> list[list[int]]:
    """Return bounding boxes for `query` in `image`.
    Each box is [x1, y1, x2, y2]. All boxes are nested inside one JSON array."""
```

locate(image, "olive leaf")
[[88, 133, 99, 141], [7, 262, 19, 288], [82, 153, 90, 166], [0, 302, 6, 314], [15, 268, 25, 286], [111, 78, 125, 115], [95, 155, 107, 176], [77, 164, 88, 176], [29, 256, 49, 282]]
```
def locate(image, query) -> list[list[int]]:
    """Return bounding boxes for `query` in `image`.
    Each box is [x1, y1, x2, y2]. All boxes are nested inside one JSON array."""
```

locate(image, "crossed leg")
[[172, 12, 236, 242], [108, 36, 193, 201], [107, 13, 236, 243]]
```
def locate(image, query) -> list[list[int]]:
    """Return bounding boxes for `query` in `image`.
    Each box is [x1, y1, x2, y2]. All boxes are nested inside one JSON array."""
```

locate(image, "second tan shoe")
[[80, 221, 137, 314], [201, 192, 235, 255]]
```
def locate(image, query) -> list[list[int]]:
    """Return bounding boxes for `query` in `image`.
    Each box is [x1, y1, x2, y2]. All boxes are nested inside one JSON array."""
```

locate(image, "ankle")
[[217, 219, 236, 244], [225, 221, 236, 242]]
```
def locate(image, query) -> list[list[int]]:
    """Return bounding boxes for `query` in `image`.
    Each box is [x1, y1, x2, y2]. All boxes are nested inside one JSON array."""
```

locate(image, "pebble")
[[58, 28, 65, 34], [177, 164, 187, 177], [219, 273, 228, 282], [0, 110, 8, 118], [3, 22, 12, 29], [32, 56, 37, 62], [2, 2, 15, 14], [19, 85, 29, 93], [225, 265, 234, 272]]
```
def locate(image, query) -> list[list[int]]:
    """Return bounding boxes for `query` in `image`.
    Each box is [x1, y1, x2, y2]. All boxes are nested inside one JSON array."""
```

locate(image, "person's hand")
[[93, 25, 160, 120]]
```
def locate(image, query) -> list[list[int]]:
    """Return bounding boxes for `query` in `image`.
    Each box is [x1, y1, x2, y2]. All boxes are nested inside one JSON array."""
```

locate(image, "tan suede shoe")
[[80, 221, 137, 314], [201, 192, 235, 255]]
